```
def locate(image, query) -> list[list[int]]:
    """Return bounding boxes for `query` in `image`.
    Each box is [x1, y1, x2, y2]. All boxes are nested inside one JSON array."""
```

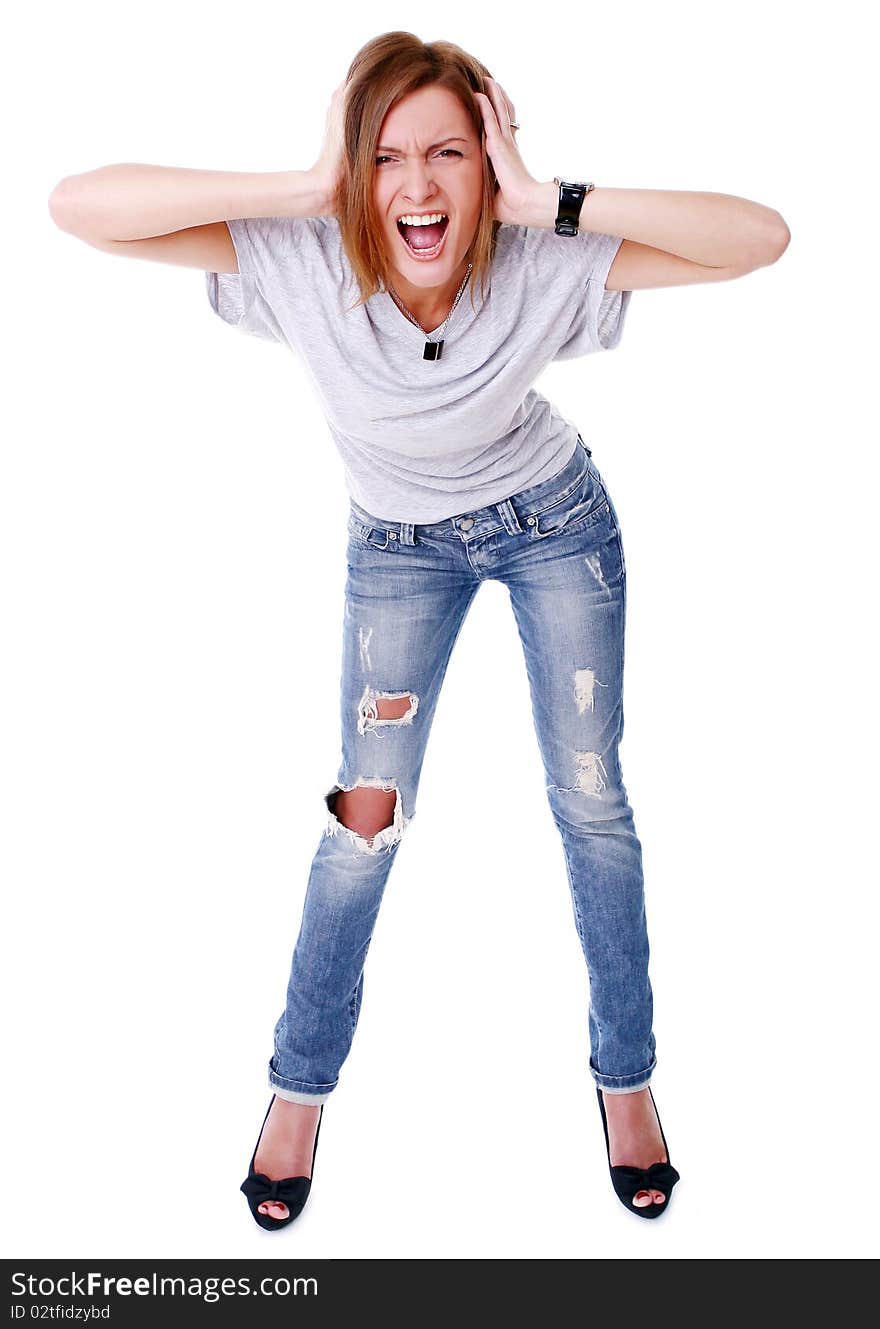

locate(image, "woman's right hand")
[[309, 78, 349, 217]]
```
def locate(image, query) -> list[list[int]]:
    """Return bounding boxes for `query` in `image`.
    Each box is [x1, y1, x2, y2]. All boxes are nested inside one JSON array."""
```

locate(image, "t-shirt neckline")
[[368, 271, 489, 346]]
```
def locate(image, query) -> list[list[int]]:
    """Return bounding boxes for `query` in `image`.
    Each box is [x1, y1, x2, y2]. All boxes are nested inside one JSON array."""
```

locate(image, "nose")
[[401, 163, 439, 205]]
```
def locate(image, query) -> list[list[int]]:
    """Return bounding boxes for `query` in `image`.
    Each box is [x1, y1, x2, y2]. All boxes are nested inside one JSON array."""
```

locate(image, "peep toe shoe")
[[596, 1085, 680, 1219], [240, 1095, 324, 1231]]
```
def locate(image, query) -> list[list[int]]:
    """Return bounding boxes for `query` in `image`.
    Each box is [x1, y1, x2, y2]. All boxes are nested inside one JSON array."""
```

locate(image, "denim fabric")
[[268, 435, 656, 1103]]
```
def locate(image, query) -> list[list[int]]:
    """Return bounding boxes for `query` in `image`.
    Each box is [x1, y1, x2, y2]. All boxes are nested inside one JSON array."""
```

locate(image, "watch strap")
[[553, 178, 595, 236]]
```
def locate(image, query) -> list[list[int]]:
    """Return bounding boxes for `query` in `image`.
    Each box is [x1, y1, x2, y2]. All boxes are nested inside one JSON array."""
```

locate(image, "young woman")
[[49, 30, 789, 1229]]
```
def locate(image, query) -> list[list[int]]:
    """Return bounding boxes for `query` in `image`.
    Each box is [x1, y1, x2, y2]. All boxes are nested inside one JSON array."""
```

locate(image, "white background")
[[5, 0, 877, 1260]]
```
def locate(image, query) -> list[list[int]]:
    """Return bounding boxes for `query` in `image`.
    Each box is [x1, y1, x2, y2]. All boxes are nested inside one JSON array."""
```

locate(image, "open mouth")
[[396, 215, 450, 260]]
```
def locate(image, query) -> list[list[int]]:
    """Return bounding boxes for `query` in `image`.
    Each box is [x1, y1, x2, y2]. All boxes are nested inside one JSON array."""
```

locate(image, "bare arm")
[[47, 164, 334, 272], [519, 182, 791, 290], [48, 83, 348, 272]]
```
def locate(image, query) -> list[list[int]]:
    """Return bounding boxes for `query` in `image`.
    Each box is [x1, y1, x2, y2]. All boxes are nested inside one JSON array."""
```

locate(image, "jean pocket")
[[347, 512, 395, 551], [528, 467, 608, 539]]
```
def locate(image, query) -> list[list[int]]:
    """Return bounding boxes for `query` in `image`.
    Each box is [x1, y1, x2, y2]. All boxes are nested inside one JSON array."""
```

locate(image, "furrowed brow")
[[376, 137, 468, 154]]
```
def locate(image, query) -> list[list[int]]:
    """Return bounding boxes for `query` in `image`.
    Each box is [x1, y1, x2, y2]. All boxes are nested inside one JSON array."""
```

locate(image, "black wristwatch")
[[553, 178, 595, 236]]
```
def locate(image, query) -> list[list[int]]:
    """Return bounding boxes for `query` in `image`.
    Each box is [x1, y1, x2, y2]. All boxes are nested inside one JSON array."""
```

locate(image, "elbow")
[[758, 212, 791, 267], [48, 175, 83, 234], [47, 178, 67, 229], [48, 167, 121, 237], [769, 211, 791, 260], [735, 214, 791, 273]]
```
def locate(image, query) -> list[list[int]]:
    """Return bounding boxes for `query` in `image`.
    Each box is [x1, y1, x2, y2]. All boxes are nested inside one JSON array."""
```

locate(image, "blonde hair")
[[334, 31, 502, 315]]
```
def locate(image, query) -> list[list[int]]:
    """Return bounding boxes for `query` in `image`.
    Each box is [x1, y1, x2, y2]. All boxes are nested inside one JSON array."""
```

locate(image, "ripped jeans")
[[268, 435, 657, 1102]]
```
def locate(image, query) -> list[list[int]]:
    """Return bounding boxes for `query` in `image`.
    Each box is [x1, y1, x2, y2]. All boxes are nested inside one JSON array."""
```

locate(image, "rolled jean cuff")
[[268, 1067, 336, 1106], [590, 1055, 657, 1094]]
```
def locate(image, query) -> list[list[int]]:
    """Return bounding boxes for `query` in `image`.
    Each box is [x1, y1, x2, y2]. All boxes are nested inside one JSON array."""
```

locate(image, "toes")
[[632, 1189, 666, 1208], [258, 1201, 289, 1220]]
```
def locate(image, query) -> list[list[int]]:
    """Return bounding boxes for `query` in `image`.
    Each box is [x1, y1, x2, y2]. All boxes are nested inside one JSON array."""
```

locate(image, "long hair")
[[335, 31, 502, 314]]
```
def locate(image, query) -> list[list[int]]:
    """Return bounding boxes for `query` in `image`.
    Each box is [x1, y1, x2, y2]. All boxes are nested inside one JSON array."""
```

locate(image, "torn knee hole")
[[549, 751, 609, 798], [324, 778, 408, 854], [375, 696, 413, 720], [357, 686, 419, 736], [332, 786, 396, 837]]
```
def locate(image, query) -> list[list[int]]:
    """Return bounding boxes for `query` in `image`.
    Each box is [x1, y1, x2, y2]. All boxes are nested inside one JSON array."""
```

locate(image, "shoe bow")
[[611, 1160, 681, 1200], [240, 1171, 310, 1207]]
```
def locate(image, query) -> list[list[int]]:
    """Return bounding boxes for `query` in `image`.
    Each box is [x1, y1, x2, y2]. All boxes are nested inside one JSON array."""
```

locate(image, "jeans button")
[[458, 517, 474, 531]]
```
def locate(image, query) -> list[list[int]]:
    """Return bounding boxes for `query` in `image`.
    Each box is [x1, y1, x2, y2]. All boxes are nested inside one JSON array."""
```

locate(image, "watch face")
[[558, 183, 586, 206]]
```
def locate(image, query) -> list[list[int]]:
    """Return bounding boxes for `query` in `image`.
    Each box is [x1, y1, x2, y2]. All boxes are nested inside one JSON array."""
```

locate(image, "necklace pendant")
[[424, 339, 443, 361]]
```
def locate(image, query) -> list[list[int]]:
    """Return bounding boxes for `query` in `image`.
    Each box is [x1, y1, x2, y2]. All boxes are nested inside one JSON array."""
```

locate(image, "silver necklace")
[[388, 262, 473, 361]]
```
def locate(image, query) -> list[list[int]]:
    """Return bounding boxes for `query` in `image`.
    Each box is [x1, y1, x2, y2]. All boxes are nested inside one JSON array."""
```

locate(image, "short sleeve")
[[529, 226, 632, 361], [204, 216, 294, 344]]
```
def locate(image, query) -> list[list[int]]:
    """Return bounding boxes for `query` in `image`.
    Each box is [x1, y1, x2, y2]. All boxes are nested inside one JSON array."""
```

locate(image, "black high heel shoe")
[[596, 1085, 680, 1219], [240, 1095, 324, 1231]]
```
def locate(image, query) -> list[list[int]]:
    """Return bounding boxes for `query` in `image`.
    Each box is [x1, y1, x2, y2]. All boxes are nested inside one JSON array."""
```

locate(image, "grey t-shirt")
[[205, 214, 631, 522]]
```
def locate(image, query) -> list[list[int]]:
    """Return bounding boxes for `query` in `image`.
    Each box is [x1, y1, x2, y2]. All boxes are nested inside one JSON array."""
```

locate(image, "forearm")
[[47, 163, 332, 242], [521, 182, 789, 268]]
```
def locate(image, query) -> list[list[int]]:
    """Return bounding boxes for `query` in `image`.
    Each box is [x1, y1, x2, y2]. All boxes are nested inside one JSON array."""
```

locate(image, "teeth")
[[397, 213, 448, 226]]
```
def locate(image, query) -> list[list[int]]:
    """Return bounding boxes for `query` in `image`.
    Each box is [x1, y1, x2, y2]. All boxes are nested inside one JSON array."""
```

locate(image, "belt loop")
[[399, 521, 416, 546], [496, 497, 523, 534]]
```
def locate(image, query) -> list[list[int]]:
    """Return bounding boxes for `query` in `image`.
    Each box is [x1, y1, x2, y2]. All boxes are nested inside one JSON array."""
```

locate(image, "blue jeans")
[[268, 435, 657, 1102]]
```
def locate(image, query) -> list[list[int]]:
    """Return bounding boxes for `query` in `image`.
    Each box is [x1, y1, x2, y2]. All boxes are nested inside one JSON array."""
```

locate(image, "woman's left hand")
[[474, 77, 541, 225]]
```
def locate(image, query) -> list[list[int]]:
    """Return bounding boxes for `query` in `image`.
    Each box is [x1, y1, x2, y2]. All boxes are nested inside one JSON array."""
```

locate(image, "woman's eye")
[[374, 149, 462, 165]]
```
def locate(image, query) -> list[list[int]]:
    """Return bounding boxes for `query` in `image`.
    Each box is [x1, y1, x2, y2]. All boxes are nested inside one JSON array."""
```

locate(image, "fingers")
[[484, 76, 517, 136], [474, 90, 495, 130]]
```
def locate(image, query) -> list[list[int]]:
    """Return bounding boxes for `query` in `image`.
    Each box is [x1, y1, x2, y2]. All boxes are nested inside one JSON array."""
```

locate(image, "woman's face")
[[373, 83, 484, 297]]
